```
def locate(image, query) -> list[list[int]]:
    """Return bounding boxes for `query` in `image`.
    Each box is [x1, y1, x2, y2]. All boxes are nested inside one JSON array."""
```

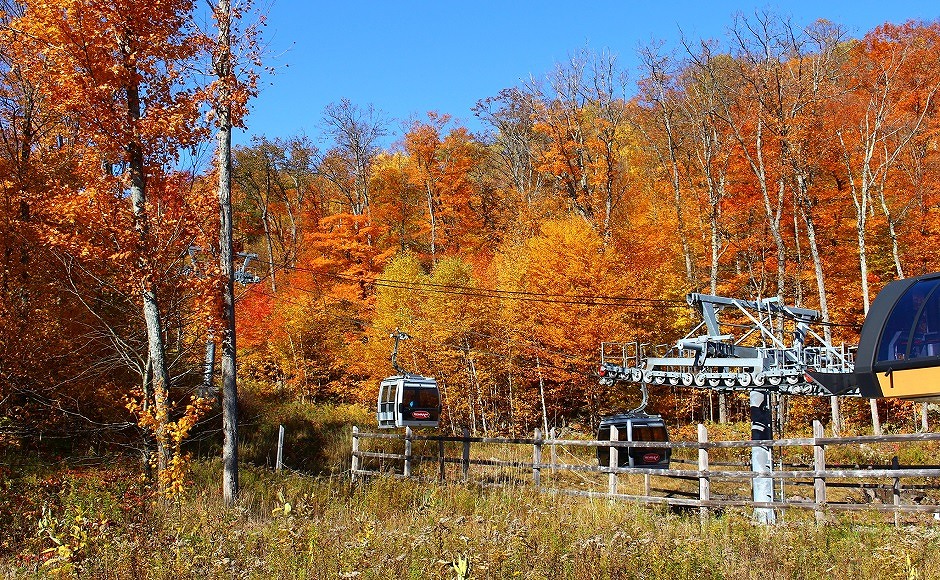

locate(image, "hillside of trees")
[[2, 5, 940, 480], [229, 17, 940, 435]]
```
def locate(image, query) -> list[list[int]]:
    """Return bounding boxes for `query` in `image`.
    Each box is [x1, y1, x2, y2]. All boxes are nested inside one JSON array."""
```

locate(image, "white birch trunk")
[[125, 74, 171, 479]]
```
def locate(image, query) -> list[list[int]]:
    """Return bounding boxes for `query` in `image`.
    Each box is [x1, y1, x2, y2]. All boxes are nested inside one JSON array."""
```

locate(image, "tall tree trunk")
[[141, 290, 170, 473], [799, 201, 829, 339], [126, 77, 171, 479], [838, 132, 882, 435], [464, 340, 487, 436], [881, 195, 905, 279], [659, 103, 694, 284], [507, 359, 516, 435], [709, 188, 728, 424], [140, 357, 155, 479], [283, 176, 301, 266], [858, 206, 870, 312], [795, 174, 842, 437], [536, 355, 549, 435], [858, 218, 882, 436], [709, 199, 720, 297], [830, 397, 842, 437], [214, 0, 239, 506], [261, 207, 277, 292], [426, 184, 436, 262], [752, 123, 787, 299], [672, 163, 693, 284], [771, 176, 787, 300]]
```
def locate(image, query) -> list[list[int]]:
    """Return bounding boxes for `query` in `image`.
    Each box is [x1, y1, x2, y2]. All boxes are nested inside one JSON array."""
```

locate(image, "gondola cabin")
[[596, 413, 670, 468], [853, 271, 940, 401], [813, 271, 940, 400], [376, 374, 441, 429]]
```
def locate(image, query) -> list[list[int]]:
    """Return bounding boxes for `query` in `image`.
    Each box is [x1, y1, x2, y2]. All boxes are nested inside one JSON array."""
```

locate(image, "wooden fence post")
[[276, 424, 285, 471], [438, 435, 445, 482], [892, 455, 901, 527], [550, 427, 557, 474], [533, 428, 542, 487], [462, 427, 471, 481], [404, 426, 413, 478], [698, 423, 709, 519], [351, 426, 360, 479], [813, 420, 826, 524], [608, 425, 619, 496]]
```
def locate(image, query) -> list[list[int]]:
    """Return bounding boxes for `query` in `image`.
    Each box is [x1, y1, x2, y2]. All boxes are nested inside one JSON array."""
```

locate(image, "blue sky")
[[238, 1, 940, 148]]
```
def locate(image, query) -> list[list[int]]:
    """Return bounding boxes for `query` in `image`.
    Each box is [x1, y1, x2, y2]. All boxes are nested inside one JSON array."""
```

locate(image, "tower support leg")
[[750, 389, 776, 524]]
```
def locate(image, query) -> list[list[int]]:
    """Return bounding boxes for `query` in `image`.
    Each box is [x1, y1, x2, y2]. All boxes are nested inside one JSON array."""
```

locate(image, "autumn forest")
[[2, 2, 940, 492]]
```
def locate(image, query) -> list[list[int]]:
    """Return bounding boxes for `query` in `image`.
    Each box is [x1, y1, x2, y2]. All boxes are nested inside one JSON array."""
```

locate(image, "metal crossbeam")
[[599, 293, 859, 397]]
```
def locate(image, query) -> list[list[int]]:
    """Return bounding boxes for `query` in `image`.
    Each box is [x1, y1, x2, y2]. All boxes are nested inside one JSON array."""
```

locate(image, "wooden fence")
[[351, 421, 940, 523]]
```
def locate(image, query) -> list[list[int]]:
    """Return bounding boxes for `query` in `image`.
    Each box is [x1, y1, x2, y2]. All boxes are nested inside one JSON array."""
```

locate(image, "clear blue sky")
[[238, 1, 939, 148]]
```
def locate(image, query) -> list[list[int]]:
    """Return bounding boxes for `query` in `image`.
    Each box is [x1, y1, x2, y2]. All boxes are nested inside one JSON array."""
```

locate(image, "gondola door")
[[377, 377, 399, 428]]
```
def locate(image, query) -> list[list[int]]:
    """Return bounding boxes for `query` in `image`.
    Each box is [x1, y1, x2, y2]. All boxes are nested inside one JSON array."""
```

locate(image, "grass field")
[[3, 458, 940, 579], [3, 401, 940, 578]]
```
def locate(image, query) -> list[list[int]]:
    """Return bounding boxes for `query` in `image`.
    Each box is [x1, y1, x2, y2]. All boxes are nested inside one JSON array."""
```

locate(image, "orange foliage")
[[10, 13, 940, 453], [0, 0, 220, 474], [232, 18, 940, 433]]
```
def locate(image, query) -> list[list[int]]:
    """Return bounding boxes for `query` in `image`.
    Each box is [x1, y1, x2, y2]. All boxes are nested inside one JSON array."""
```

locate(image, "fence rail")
[[350, 422, 940, 523]]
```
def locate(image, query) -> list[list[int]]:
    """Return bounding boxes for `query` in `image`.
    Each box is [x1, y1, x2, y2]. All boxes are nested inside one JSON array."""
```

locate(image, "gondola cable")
[[277, 262, 688, 307]]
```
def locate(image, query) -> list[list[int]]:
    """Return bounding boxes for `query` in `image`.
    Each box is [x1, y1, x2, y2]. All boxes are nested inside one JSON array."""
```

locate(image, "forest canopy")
[[2, 9, 939, 457]]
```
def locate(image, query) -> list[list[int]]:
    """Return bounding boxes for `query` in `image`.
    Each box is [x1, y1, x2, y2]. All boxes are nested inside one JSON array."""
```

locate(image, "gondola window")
[[878, 279, 940, 362]]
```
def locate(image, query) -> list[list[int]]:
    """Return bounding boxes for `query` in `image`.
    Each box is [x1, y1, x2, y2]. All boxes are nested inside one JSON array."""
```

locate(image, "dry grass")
[[4, 456, 940, 579], [5, 406, 940, 579]]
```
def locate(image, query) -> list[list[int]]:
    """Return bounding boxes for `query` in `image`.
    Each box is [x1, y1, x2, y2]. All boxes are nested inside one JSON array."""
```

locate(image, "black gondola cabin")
[[810, 271, 940, 400], [854, 271, 940, 401], [377, 374, 441, 429], [596, 413, 671, 468]]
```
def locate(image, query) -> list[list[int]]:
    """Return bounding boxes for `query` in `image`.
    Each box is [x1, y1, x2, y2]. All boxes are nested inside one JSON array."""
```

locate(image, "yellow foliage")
[[125, 393, 213, 497]]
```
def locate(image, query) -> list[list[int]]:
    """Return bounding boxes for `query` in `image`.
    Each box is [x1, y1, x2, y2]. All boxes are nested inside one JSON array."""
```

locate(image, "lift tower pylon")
[[598, 292, 861, 524]]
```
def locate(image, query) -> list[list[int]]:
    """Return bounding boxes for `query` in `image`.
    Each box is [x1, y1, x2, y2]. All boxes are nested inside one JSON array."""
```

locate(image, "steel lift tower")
[[598, 293, 859, 523]]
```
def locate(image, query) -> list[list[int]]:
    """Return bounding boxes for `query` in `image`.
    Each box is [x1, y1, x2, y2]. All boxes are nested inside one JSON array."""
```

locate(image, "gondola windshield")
[[877, 278, 940, 363], [403, 385, 440, 409], [852, 272, 940, 400]]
